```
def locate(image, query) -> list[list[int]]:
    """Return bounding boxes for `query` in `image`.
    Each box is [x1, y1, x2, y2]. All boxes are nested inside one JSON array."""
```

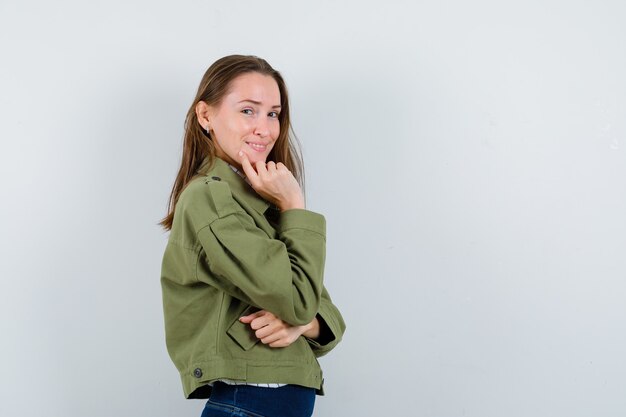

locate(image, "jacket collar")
[[196, 156, 270, 215]]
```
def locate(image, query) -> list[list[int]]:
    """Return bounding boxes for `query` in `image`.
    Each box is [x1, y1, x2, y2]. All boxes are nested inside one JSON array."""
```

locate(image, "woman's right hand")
[[239, 151, 305, 212], [239, 310, 319, 348]]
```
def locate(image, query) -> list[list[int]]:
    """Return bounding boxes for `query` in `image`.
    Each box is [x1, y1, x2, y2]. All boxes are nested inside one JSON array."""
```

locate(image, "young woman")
[[160, 55, 345, 417]]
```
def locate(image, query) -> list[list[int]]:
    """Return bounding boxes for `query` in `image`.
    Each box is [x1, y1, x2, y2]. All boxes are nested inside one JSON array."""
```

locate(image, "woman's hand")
[[240, 310, 320, 348], [239, 151, 305, 212]]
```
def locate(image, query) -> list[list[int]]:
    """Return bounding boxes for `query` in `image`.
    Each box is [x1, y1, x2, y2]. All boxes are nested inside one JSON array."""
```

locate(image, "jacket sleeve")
[[305, 286, 346, 357], [193, 182, 326, 326]]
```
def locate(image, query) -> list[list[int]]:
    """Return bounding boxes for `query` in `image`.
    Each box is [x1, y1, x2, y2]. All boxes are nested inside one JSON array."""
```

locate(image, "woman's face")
[[201, 72, 282, 169]]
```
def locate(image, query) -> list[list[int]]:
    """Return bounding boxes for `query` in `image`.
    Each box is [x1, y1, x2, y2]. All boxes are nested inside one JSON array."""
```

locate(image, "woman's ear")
[[195, 101, 212, 132]]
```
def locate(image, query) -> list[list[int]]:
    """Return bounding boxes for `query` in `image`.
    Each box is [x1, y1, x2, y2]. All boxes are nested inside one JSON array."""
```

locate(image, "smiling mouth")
[[245, 141, 268, 152]]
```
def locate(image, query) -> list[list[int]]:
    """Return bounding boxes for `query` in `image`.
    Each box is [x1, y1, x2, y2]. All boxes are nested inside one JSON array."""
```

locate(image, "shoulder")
[[175, 175, 240, 229]]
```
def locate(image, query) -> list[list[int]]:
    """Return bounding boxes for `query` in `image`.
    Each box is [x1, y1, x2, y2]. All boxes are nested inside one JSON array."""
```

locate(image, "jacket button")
[[211, 176, 221, 181], [193, 368, 203, 378]]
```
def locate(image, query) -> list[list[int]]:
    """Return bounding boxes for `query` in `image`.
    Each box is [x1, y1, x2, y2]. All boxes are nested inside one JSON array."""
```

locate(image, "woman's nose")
[[254, 119, 270, 137]]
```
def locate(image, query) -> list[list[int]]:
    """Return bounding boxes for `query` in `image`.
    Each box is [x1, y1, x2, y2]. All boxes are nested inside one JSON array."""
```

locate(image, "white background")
[[1, 1, 625, 416]]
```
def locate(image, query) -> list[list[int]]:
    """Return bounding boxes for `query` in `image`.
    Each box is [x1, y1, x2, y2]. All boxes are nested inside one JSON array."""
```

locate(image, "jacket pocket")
[[226, 305, 260, 351]]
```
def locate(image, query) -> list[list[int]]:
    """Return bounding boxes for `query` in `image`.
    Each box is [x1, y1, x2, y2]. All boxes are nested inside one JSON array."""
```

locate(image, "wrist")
[[279, 197, 305, 212], [301, 317, 320, 340]]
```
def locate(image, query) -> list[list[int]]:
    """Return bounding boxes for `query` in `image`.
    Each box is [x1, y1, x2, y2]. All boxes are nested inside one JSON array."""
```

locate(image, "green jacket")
[[161, 157, 346, 399]]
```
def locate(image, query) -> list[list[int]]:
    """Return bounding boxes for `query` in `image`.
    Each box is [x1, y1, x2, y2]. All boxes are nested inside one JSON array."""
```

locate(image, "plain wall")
[[1, 1, 625, 416]]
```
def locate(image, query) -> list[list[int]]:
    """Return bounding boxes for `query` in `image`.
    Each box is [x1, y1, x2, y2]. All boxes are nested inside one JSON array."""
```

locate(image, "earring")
[[205, 126, 210, 134]]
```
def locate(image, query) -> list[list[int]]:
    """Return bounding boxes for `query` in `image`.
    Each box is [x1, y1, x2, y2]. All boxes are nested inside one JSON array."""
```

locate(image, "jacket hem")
[[181, 358, 325, 399]]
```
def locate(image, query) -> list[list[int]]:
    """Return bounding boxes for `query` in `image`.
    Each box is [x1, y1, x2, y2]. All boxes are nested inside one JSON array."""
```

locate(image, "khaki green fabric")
[[161, 157, 345, 399]]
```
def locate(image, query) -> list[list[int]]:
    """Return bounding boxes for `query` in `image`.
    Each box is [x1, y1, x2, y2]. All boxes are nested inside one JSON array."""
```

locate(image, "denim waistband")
[[209, 381, 315, 417]]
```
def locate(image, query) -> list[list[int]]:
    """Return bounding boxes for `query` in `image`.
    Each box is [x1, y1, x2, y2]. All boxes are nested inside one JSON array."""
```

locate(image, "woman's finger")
[[239, 151, 259, 186], [255, 322, 280, 339], [255, 160, 268, 182], [239, 309, 265, 324], [260, 331, 283, 345], [249, 314, 274, 330]]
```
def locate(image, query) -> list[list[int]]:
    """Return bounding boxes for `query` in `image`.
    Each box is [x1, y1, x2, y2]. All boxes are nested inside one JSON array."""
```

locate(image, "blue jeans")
[[200, 382, 316, 417]]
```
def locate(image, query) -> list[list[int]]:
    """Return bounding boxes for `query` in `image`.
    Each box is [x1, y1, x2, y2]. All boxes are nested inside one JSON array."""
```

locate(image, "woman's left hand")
[[239, 310, 320, 348]]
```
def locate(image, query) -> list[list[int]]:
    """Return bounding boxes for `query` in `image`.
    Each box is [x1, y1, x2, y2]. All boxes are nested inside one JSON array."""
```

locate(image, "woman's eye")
[[269, 111, 279, 118], [242, 109, 253, 115]]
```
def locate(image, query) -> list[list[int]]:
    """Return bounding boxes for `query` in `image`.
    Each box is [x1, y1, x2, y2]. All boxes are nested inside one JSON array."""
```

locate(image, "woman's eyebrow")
[[238, 99, 281, 108]]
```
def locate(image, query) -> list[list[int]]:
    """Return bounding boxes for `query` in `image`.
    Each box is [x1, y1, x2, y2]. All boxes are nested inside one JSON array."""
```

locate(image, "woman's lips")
[[245, 141, 268, 152]]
